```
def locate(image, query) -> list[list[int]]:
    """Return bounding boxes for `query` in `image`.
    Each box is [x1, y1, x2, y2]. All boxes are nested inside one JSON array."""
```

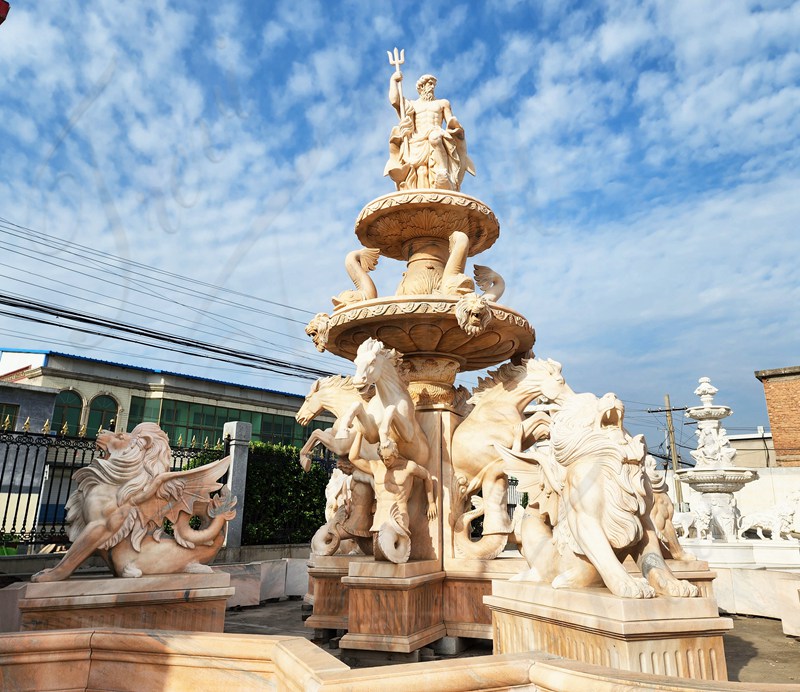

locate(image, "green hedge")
[[240, 442, 329, 545], [184, 441, 329, 545]]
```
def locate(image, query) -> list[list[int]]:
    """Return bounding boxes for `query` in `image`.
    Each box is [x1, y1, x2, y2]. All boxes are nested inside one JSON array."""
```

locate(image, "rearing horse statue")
[[296, 375, 377, 556], [450, 358, 573, 559], [296, 375, 376, 471], [337, 338, 430, 470]]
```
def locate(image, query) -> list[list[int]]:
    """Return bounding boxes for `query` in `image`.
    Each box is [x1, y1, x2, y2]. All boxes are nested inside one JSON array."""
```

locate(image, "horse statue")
[[336, 338, 430, 471], [296, 375, 375, 471], [295, 375, 376, 556], [449, 358, 572, 559]]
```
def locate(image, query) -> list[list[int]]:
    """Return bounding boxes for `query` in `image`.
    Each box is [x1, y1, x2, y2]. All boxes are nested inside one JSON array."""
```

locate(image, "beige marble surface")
[[490, 579, 723, 633], [0, 626, 796, 691], [7, 573, 233, 634], [348, 558, 440, 578], [486, 579, 733, 681]]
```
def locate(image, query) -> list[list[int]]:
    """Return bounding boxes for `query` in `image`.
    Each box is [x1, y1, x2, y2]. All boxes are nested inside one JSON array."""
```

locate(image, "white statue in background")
[[738, 492, 800, 541], [673, 505, 713, 541], [32, 423, 237, 582], [690, 426, 736, 467], [384, 48, 475, 191]]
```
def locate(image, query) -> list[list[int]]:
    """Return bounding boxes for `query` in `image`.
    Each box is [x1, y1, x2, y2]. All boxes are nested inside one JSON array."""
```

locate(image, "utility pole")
[[664, 394, 683, 509], [647, 397, 688, 510]]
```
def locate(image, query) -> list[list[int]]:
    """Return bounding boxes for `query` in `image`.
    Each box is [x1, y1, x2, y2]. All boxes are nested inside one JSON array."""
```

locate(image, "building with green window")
[[0, 350, 331, 446]]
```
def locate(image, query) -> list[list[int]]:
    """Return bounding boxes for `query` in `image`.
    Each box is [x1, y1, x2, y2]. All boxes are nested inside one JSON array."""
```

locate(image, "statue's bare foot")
[[31, 568, 60, 583], [184, 563, 213, 574], [608, 575, 656, 599]]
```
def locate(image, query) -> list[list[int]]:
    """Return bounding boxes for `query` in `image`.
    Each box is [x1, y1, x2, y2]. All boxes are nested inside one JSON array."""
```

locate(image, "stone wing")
[[494, 443, 563, 527], [143, 454, 233, 528]]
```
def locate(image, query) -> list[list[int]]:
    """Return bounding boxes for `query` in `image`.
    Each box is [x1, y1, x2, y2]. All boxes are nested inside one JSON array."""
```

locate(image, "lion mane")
[[66, 423, 172, 541], [550, 393, 648, 552], [455, 292, 493, 336], [305, 312, 331, 352]]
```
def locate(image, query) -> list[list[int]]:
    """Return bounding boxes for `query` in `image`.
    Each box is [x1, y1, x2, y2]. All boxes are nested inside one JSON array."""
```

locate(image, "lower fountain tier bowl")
[[326, 296, 534, 371]]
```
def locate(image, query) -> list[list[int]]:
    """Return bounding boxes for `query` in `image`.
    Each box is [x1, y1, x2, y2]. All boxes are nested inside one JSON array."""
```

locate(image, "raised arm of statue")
[[389, 70, 404, 116]]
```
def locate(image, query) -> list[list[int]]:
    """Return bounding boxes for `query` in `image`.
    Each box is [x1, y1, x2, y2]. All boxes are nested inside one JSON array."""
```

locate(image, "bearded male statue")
[[385, 71, 475, 191]]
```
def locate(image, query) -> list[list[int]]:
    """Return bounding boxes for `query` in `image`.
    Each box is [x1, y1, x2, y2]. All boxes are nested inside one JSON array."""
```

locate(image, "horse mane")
[[468, 361, 529, 405], [316, 374, 358, 391], [360, 338, 403, 369], [312, 374, 375, 400]]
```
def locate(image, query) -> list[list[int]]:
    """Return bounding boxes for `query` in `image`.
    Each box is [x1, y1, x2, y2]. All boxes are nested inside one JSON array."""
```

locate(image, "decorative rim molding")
[[326, 296, 534, 372], [328, 296, 531, 331]]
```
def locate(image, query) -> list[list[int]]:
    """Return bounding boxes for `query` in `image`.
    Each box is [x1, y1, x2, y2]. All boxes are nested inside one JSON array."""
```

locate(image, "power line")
[[0, 216, 315, 316], [0, 293, 336, 380]]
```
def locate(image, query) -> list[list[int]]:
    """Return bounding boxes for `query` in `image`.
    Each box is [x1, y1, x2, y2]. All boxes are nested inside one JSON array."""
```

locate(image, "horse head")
[[524, 357, 568, 402], [296, 378, 324, 425], [352, 338, 402, 392]]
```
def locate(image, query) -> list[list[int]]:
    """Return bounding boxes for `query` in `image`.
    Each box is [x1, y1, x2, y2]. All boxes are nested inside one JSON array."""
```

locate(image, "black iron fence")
[[0, 430, 224, 552]]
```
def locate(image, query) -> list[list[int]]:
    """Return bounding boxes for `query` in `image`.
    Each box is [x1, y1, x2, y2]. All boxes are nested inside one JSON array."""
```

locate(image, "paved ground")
[[224, 599, 800, 685]]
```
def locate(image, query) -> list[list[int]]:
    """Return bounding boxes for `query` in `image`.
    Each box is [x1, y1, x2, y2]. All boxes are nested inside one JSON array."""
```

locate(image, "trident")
[[387, 47, 406, 119]]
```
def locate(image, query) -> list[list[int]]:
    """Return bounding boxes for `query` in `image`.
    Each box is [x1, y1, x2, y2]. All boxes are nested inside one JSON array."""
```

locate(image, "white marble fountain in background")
[[673, 377, 800, 636]]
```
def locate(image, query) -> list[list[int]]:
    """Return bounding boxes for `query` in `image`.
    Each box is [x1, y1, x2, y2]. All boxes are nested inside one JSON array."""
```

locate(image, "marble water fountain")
[[7, 50, 795, 691]]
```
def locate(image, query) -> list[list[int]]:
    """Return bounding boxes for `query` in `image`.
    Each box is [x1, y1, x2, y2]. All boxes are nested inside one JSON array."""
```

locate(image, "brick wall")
[[757, 367, 800, 467]]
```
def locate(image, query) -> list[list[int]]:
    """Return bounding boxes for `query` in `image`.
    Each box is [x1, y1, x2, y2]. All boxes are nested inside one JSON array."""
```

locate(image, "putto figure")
[[384, 49, 475, 191]]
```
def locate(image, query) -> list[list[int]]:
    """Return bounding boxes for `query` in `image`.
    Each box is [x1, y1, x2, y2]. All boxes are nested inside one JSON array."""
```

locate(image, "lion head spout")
[[455, 292, 493, 336]]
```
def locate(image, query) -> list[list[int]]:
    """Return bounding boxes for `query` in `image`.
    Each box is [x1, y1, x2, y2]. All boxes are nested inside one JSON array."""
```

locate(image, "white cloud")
[[0, 0, 797, 437]]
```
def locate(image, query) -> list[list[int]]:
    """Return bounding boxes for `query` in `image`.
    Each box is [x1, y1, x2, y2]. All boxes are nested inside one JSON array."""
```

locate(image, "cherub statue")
[[348, 431, 437, 564], [32, 423, 237, 582], [384, 49, 475, 191]]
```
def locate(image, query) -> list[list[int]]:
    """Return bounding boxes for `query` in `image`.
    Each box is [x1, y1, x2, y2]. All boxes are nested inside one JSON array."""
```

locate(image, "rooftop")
[[0, 348, 303, 400]]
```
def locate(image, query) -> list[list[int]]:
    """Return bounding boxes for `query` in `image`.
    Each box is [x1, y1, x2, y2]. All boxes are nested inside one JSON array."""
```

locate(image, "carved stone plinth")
[[443, 556, 525, 639], [304, 555, 373, 631], [12, 573, 233, 633], [339, 560, 446, 653], [485, 580, 732, 681]]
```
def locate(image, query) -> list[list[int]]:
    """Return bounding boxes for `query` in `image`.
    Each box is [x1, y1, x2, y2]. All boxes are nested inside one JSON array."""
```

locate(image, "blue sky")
[[1, 0, 799, 454]]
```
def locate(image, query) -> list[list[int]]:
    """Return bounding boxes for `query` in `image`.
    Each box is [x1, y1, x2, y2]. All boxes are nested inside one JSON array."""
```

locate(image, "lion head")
[[85, 422, 172, 505], [305, 312, 330, 352], [455, 292, 493, 336], [550, 391, 648, 550]]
